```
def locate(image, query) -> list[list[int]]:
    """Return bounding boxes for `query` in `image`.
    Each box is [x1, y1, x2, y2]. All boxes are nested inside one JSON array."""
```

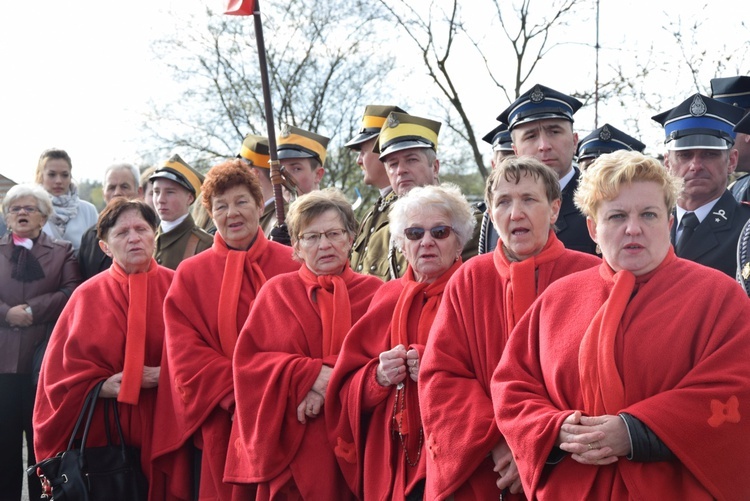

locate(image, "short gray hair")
[[103, 163, 140, 188], [3, 184, 53, 217], [390, 183, 476, 251]]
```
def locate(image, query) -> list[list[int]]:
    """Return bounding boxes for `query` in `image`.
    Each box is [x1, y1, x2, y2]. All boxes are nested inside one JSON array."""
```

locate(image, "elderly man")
[[77, 163, 142, 279], [576, 123, 646, 170], [346, 104, 405, 280], [150, 153, 213, 269], [377, 111, 482, 278], [498, 83, 597, 255], [711, 76, 750, 201], [478, 123, 515, 254], [653, 93, 750, 277]]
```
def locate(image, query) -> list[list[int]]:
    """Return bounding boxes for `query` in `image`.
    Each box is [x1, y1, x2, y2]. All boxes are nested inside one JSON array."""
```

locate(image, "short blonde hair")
[[485, 156, 561, 209], [574, 150, 682, 220], [287, 187, 358, 247]]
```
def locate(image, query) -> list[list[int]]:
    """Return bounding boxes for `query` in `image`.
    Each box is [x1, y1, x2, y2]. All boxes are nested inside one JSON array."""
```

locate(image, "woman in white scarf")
[[35, 149, 98, 254]]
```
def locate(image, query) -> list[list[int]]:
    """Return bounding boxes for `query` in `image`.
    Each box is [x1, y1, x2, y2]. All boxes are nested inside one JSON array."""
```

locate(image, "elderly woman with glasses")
[[225, 188, 382, 500], [326, 183, 475, 501], [1, 184, 80, 500], [418, 157, 600, 500]]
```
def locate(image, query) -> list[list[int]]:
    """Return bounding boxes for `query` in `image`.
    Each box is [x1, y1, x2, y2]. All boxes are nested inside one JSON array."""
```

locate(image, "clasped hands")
[[557, 411, 631, 465], [297, 365, 332, 424], [376, 344, 419, 387], [99, 366, 161, 398]]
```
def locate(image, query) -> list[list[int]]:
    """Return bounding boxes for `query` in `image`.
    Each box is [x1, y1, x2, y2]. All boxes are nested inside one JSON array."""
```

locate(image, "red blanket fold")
[[224, 269, 382, 500], [33, 259, 173, 494], [419, 236, 600, 500], [149, 233, 298, 500], [493, 256, 750, 500]]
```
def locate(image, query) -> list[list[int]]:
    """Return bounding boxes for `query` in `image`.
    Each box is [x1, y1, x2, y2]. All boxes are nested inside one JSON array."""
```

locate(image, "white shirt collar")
[[160, 213, 189, 233]]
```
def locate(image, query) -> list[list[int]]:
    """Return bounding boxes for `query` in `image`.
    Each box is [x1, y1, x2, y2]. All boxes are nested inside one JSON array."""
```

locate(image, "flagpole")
[[250, 0, 285, 224]]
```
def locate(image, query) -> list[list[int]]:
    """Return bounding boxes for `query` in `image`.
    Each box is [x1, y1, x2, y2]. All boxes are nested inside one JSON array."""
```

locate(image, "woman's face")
[[588, 181, 673, 276], [211, 184, 260, 250], [294, 209, 353, 276], [490, 172, 560, 261], [401, 207, 462, 283], [41, 158, 72, 196], [5, 195, 46, 239], [100, 209, 156, 274]]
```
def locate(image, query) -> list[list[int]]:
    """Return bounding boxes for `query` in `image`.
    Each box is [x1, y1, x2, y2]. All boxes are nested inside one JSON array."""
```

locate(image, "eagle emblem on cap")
[[280, 124, 291, 138], [689, 95, 708, 117], [387, 114, 400, 128], [599, 125, 612, 142], [530, 86, 545, 104]]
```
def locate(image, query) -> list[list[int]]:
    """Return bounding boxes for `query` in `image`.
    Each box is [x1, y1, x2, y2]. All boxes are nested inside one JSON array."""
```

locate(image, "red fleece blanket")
[[150, 233, 298, 501], [33, 260, 173, 493], [493, 255, 750, 500], [419, 236, 599, 500], [223, 269, 382, 500]]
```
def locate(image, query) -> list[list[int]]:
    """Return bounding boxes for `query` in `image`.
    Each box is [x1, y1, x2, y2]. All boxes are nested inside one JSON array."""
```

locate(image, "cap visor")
[[667, 134, 732, 150], [378, 140, 433, 161], [344, 131, 378, 150], [278, 148, 316, 160]]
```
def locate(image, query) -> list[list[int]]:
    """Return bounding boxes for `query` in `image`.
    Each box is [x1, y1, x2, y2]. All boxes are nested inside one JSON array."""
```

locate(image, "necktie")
[[676, 212, 699, 255]]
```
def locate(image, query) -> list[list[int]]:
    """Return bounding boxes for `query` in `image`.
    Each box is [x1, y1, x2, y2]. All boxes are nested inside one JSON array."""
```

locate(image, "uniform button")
[[370, 265, 376, 271], [370, 227, 375, 233], [357, 265, 363, 271], [364, 246, 368, 252]]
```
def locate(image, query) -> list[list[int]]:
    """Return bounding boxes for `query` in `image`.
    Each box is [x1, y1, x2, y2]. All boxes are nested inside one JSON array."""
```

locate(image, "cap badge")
[[280, 124, 290, 138], [530, 86, 545, 104], [387, 114, 400, 128], [689, 95, 708, 117], [599, 125, 612, 142]]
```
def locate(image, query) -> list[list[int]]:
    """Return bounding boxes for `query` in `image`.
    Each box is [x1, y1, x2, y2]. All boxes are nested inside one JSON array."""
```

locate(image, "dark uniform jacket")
[[671, 190, 750, 277], [351, 190, 398, 281], [557, 168, 597, 255], [78, 225, 111, 280], [730, 173, 750, 202], [154, 214, 213, 270]]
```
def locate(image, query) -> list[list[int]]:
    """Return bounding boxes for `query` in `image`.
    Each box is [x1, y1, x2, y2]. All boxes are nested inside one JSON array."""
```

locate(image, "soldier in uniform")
[[576, 123, 645, 170], [345, 104, 405, 280], [477, 123, 514, 254], [276, 124, 330, 196], [377, 111, 483, 278], [150, 154, 213, 269], [733, 113, 750, 293], [237, 133, 278, 235], [653, 93, 750, 277], [498, 83, 597, 255], [711, 76, 750, 201]]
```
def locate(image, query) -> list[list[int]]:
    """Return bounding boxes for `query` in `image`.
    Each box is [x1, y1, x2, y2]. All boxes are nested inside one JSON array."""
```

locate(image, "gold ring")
[[587, 443, 594, 450]]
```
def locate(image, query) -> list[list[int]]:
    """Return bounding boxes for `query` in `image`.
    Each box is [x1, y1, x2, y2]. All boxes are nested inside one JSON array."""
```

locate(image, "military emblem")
[[387, 114, 400, 128], [280, 123, 290, 138], [713, 209, 727, 222], [690, 95, 708, 117], [599, 125, 612, 142], [530, 86, 545, 104]]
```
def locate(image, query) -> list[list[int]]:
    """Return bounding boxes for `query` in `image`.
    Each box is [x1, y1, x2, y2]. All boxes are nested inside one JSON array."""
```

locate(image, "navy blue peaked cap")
[[497, 84, 582, 130], [577, 124, 646, 161]]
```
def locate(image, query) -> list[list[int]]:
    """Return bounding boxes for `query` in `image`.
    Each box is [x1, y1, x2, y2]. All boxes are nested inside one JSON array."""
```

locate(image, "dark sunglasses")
[[404, 225, 453, 241]]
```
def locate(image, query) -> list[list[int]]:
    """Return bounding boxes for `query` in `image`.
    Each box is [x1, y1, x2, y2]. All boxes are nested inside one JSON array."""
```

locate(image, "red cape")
[[419, 243, 599, 500], [224, 269, 382, 500], [493, 257, 750, 500], [150, 235, 299, 500], [33, 261, 173, 493]]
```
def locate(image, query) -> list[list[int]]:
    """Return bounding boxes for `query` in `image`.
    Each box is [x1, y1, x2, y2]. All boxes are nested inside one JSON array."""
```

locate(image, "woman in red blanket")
[[34, 199, 172, 494], [418, 157, 600, 500], [150, 159, 299, 500], [327, 184, 476, 500], [224, 188, 382, 500], [493, 151, 750, 500]]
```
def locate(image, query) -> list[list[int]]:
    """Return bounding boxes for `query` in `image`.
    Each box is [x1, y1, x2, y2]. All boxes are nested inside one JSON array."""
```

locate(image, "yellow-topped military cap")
[[375, 112, 441, 160], [277, 124, 330, 165], [239, 133, 271, 168], [149, 153, 204, 197], [345, 105, 407, 150]]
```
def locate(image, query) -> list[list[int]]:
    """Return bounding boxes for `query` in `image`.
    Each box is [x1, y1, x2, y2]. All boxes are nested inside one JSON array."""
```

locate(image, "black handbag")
[[28, 380, 148, 500]]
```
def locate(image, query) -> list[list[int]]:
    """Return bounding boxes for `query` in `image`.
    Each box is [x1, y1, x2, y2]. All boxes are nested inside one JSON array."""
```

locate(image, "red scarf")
[[214, 230, 269, 358], [298, 262, 355, 357], [109, 259, 158, 405], [493, 230, 565, 330], [579, 248, 676, 414]]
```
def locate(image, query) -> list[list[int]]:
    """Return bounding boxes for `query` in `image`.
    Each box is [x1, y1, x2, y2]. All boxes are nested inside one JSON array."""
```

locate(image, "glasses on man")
[[8, 206, 40, 214], [298, 228, 348, 247], [404, 225, 453, 241]]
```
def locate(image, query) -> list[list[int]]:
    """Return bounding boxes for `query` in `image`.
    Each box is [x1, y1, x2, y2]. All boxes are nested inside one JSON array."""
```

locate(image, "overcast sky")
[[1, 0, 747, 185]]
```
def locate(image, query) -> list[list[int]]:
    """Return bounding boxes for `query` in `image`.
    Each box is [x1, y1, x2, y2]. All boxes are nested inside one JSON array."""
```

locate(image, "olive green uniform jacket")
[[154, 214, 213, 270]]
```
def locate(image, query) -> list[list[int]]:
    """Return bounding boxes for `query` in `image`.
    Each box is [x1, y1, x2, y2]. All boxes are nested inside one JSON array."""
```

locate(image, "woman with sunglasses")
[[418, 157, 600, 500], [225, 188, 382, 500], [326, 183, 475, 500]]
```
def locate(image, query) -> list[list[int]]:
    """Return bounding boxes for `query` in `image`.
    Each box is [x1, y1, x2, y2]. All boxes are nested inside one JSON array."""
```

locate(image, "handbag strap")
[[65, 380, 104, 451]]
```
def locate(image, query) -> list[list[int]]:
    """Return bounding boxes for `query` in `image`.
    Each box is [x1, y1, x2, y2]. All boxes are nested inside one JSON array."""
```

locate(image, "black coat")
[[556, 169, 597, 255], [78, 224, 111, 280]]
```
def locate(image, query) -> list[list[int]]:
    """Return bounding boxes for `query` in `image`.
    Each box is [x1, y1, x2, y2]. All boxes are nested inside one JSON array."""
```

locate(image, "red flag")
[[225, 0, 255, 15]]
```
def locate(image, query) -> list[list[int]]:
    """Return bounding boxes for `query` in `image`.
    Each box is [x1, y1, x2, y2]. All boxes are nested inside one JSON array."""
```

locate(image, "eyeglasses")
[[8, 206, 40, 214], [404, 225, 453, 241], [298, 228, 348, 247]]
